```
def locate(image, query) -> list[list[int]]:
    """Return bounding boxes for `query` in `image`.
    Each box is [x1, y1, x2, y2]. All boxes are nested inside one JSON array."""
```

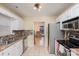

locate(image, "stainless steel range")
[[56, 38, 79, 56]]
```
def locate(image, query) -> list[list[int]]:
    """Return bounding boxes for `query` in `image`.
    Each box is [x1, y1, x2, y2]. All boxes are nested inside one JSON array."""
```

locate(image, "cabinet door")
[[70, 4, 79, 18], [2, 48, 12, 56], [11, 40, 23, 56], [14, 40, 23, 56], [0, 14, 11, 26], [1, 40, 23, 56], [55, 41, 65, 56], [2, 45, 15, 56], [27, 35, 34, 47], [71, 52, 78, 56], [24, 39, 28, 49], [0, 51, 4, 56], [10, 19, 24, 30]]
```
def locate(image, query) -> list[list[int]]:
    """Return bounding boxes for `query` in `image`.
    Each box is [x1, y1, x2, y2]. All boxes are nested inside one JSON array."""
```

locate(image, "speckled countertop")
[[0, 36, 24, 52], [0, 30, 33, 52]]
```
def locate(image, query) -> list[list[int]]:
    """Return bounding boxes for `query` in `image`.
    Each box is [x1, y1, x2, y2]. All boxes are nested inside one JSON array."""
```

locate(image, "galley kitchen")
[[0, 3, 79, 56]]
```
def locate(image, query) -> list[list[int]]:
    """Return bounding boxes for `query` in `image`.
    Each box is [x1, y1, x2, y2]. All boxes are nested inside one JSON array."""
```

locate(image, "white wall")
[[0, 14, 12, 36], [23, 16, 57, 47]]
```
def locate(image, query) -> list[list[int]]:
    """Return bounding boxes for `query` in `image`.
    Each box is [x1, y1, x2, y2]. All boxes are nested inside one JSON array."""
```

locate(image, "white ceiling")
[[2, 3, 75, 17]]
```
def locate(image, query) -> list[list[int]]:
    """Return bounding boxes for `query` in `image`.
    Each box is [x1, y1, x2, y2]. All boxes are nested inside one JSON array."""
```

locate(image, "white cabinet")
[[0, 39, 23, 56], [58, 4, 79, 30], [3, 46, 15, 56], [0, 14, 11, 26], [24, 38, 28, 49], [27, 35, 34, 47], [0, 6, 23, 22], [0, 6, 24, 34], [70, 4, 79, 18], [10, 19, 24, 30], [0, 45, 16, 56], [71, 51, 78, 56], [14, 39, 23, 56], [0, 51, 4, 56], [0, 14, 12, 36]]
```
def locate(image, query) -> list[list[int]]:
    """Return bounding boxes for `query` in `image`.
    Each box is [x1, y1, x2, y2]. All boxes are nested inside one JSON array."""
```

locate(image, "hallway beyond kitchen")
[[34, 22, 45, 47]]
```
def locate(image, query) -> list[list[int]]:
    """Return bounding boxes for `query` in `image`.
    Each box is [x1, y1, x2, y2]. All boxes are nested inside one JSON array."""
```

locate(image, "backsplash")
[[0, 30, 33, 41], [63, 31, 79, 40], [70, 31, 79, 38]]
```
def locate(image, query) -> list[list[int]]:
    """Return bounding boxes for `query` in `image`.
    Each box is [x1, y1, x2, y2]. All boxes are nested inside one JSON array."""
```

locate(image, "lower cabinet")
[[27, 35, 34, 47], [71, 51, 78, 56], [0, 39, 23, 56]]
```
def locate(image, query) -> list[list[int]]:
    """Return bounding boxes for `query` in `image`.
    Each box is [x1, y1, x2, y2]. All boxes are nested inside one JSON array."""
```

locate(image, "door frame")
[[33, 21, 45, 46]]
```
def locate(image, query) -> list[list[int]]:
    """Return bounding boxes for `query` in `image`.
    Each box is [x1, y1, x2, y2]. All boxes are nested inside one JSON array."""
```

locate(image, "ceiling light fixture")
[[33, 3, 42, 11]]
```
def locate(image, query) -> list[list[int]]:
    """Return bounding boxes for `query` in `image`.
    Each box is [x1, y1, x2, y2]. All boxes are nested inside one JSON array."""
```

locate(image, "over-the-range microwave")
[[62, 16, 79, 29], [63, 19, 79, 29]]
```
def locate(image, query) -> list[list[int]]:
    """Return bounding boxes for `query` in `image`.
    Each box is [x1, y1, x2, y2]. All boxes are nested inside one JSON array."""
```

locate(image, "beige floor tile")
[[22, 46, 55, 56]]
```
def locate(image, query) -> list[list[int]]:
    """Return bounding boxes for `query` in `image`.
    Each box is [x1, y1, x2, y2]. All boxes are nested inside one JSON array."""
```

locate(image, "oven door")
[[57, 44, 71, 56], [62, 48, 71, 56]]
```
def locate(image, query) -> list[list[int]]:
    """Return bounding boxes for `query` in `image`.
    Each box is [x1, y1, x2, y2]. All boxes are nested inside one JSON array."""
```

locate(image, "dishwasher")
[[23, 38, 28, 52]]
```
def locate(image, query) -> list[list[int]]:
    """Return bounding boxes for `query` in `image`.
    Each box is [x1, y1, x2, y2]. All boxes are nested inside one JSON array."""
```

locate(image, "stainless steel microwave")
[[63, 23, 68, 29], [68, 22, 74, 29], [63, 20, 79, 29]]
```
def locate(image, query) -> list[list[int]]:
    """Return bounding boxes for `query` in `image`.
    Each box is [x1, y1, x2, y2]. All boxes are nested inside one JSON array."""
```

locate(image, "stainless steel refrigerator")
[[48, 22, 64, 54]]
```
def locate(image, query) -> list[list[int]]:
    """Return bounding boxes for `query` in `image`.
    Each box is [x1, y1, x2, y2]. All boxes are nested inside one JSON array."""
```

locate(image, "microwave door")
[[68, 23, 73, 29]]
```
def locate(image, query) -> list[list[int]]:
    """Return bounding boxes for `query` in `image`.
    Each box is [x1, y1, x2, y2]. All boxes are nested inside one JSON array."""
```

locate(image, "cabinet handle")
[[2, 53, 4, 55], [17, 48, 18, 49], [8, 53, 10, 55]]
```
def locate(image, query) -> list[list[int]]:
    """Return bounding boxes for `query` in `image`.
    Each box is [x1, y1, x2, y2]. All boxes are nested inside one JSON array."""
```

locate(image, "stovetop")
[[57, 38, 79, 49]]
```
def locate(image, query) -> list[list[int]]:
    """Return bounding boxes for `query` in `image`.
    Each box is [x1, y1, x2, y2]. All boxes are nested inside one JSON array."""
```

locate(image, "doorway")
[[34, 22, 45, 47]]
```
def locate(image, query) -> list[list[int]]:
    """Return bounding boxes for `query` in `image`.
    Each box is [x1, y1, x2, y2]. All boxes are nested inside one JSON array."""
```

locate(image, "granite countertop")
[[70, 48, 79, 56], [0, 36, 24, 52], [0, 30, 33, 52]]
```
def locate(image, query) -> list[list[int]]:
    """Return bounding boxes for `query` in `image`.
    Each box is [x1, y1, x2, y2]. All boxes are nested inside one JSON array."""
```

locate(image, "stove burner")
[[57, 40, 79, 49]]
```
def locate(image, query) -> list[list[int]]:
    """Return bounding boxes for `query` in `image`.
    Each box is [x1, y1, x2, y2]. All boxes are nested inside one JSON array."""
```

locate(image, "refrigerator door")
[[48, 23, 63, 54]]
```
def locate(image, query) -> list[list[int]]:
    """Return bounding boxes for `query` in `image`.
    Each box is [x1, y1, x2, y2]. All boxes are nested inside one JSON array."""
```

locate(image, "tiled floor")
[[22, 46, 54, 56], [22, 35, 55, 56]]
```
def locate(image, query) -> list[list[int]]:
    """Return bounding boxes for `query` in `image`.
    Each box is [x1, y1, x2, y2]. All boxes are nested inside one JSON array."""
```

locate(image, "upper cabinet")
[[57, 4, 79, 30], [0, 5, 24, 35], [70, 4, 79, 18], [0, 14, 12, 36], [10, 19, 24, 30], [0, 5, 24, 29], [62, 17, 79, 31], [0, 6, 21, 20], [0, 14, 11, 26], [59, 6, 72, 22]]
